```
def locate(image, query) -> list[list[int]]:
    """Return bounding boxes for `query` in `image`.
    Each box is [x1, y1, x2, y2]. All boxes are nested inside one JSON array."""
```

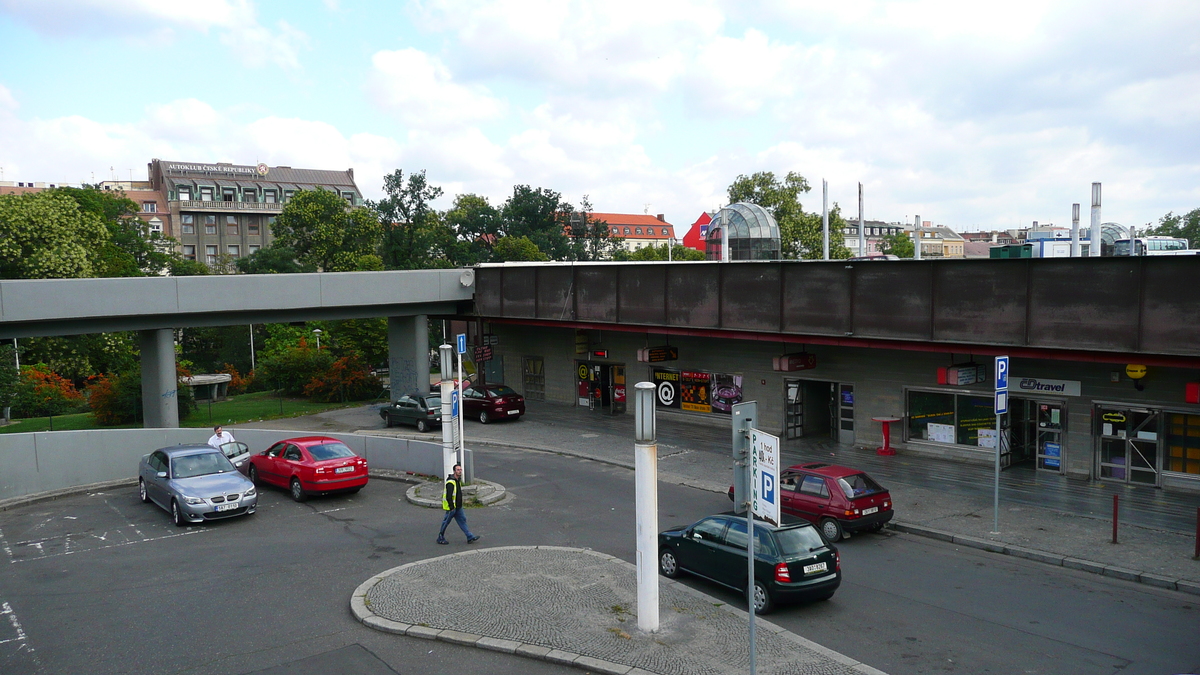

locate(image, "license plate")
[[335, 466, 354, 474], [862, 506, 879, 515], [507, 410, 519, 415], [803, 562, 828, 575], [216, 502, 238, 512]]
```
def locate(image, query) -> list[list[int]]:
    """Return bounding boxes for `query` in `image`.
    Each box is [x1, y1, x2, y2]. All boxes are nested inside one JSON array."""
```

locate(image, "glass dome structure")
[[704, 203, 781, 261]]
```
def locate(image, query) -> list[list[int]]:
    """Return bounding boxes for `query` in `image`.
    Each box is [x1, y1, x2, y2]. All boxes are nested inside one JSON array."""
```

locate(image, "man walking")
[[438, 464, 479, 545], [207, 425, 234, 449]]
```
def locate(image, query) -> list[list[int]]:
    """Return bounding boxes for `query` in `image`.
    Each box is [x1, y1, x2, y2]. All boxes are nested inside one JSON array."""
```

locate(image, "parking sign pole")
[[994, 356, 1009, 534], [731, 401, 757, 675]]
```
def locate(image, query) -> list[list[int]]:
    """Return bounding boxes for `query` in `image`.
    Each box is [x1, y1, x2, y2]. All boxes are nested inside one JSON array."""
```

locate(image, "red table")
[[871, 416, 902, 456]]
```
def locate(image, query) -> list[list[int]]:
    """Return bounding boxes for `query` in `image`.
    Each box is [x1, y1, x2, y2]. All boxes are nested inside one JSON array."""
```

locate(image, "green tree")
[[492, 235, 549, 261], [569, 196, 622, 261], [445, 193, 503, 264], [235, 244, 317, 274], [54, 187, 177, 276], [373, 169, 450, 269], [1144, 208, 1200, 247], [727, 171, 851, 259], [272, 188, 383, 272], [169, 257, 211, 276], [615, 243, 705, 261], [0, 191, 110, 279], [501, 185, 575, 260], [326, 318, 389, 368], [0, 344, 19, 420], [879, 231, 915, 258]]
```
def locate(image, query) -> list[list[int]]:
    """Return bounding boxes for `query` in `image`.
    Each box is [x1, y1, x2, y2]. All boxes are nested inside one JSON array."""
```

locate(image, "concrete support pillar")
[[388, 315, 429, 399], [140, 329, 178, 428]]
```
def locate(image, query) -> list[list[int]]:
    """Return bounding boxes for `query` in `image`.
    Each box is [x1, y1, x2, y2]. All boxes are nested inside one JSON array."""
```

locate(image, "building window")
[[181, 214, 195, 234], [623, 227, 631, 235], [906, 389, 996, 446], [227, 245, 240, 257], [243, 190, 256, 203], [178, 187, 191, 200], [226, 215, 239, 235], [205, 245, 218, 265], [264, 190, 276, 203], [148, 218, 163, 234], [222, 189, 236, 202], [248, 219, 260, 235], [205, 215, 217, 235], [249, 245, 261, 254], [342, 191, 354, 203], [284, 190, 294, 201], [183, 245, 196, 260], [200, 187, 213, 201], [1166, 413, 1200, 475], [141, 201, 157, 213], [522, 356, 545, 401], [635, 227, 643, 235]]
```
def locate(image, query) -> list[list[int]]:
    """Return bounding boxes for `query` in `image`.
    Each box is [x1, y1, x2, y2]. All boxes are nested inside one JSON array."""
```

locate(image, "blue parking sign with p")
[[761, 472, 775, 506], [995, 355, 1009, 391]]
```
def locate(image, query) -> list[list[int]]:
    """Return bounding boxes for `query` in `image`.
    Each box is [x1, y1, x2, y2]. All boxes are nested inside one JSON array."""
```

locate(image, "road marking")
[[6, 529, 205, 563], [315, 508, 346, 514], [0, 528, 12, 559]]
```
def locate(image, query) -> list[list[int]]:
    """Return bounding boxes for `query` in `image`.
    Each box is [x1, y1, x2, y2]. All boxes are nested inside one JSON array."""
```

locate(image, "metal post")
[[993, 411, 1001, 534], [1090, 183, 1101, 257], [858, 183, 865, 257], [457, 350, 465, 470], [1112, 495, 1119, 544], [1070, 204, 1081, 258], [1194, 508, 1199, 559], [731, 401, 757, 674], [822, 179, 829, 261], [633, 382, 659, 633], [439, 344, 455, 480], [721, 212, 729, 262], [747, 508, 756, 675], [913, 215, 922, 260], [249, 324, 255, 371]]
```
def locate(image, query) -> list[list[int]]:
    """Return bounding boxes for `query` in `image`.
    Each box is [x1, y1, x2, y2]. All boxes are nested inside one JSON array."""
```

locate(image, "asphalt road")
[[1, 440, 1196, 675]]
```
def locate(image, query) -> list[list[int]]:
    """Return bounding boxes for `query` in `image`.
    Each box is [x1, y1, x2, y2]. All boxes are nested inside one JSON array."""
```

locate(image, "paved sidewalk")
[[353, 546, 885, 675]]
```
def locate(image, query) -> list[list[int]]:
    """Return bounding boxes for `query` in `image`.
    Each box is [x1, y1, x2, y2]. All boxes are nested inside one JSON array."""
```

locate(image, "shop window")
[[907, 391, 955, 442], [955, 395, 996, 445], [907, 389, 1003, 447], [1166, 413, 1200, 475]]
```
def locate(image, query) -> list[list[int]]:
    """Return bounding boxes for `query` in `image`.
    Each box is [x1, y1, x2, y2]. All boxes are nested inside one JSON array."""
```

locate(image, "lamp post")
[[312, 328, 322, 350]]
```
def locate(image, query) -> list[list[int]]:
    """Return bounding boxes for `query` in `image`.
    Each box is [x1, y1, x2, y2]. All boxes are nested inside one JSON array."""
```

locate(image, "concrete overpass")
[[0, 269, 476, 426]]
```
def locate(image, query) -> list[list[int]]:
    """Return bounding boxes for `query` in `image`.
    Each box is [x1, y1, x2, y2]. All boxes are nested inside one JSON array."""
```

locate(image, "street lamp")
[[312, 328, 322, 350]]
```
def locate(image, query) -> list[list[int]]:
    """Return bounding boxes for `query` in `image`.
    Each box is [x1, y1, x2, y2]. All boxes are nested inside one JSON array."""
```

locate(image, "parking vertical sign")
[[995, 356, 1009, 414], [750, 429, 780, 526]]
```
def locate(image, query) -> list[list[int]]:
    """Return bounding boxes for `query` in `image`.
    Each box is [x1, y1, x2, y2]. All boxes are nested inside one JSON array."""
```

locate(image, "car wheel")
[[820, 518, 843, 543], [384, 414, 393, 428], [870, 522, 885, 533], [138, 479, 149, 504], [290, 477, 306, 502], [416, 419, 429, 433], [479, 411, 490, 424], [752, 581, 773, 615], [171, 499, 186, 527], [659, 549, 680, 578], [248, 465, 259, 486]]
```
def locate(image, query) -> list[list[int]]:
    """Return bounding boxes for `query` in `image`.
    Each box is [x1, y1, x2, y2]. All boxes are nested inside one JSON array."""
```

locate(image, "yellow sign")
[[1125, 364, 1147, 380], [578, 364, 590, 381]]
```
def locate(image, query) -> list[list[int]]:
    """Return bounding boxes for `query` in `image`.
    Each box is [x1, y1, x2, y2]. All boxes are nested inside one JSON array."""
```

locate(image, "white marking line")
[[63, 516, 77, 520], [105, 497, 147, 539], [1, 602, 27, 645], [315, 508, 346, 514], [0, 528, 12, 560], [8, 528, 206, 563]]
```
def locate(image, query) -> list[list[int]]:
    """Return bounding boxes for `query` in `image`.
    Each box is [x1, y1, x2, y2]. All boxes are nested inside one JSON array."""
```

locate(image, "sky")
[[1, 0, 1198, 234]]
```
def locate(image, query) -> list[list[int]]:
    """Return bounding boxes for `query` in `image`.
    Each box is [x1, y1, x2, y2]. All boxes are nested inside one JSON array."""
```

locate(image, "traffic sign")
[[995, 390, 1008, 415], [750, 429, 780, 526], [483, 333, 499, 346], [456, 333, 466, 354], [450, 389, 459, 418], [995, 355, 1009, 391]]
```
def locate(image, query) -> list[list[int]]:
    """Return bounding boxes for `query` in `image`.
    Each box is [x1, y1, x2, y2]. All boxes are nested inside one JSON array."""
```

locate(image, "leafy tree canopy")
[[0, 191, 110, 278], [614, 243, 705, 261], [492, 235, 549, 261], [54, 187, 177, 276], [236, 244, 316, 274], [444, 193, 502, 265], [272, 188, 383, 272], [1144, 208, 1200, 247], [726, 171, 851, 259], [501, 185, 576, 260], [878, 231, 915, 258], [373, 169, 452, 270]]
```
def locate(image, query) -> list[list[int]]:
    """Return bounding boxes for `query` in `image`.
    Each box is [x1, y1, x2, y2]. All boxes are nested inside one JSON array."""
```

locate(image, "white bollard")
[[634, 381, 659, 633]]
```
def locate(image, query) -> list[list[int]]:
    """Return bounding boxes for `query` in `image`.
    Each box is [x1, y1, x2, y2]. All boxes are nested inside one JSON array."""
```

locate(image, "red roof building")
[[589, 213, 676, 252], [682, 212, 712, 252]]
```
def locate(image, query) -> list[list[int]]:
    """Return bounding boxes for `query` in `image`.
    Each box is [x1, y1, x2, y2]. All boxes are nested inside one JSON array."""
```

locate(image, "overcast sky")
[[1, 0, 1197, 233]]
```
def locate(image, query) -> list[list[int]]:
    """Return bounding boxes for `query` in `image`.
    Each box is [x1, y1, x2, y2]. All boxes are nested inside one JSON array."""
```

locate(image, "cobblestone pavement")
[[353, 546, 884, 675]]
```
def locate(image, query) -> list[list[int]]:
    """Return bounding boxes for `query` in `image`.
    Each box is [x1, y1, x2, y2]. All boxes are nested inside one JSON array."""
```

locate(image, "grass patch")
[[0, 390, 378, 434]]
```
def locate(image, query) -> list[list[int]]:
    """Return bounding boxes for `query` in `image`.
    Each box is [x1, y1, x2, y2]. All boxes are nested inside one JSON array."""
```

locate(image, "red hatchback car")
[[462, 384, 526, 424], [730, 462, 893, 542], [247, 436, 368, 502]]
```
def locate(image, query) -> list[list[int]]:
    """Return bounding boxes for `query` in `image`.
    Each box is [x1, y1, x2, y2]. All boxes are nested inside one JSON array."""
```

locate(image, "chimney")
[[656, 213, 665, 222]]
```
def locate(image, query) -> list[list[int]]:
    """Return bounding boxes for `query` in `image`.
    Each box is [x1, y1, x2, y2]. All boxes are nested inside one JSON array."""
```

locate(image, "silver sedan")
[[138, 444, 258, 526]]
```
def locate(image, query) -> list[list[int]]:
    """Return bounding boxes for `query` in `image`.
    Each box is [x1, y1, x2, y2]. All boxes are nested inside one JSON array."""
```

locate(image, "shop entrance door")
[[785, 380, 803, 440], [783, 379, 851, 443], [837, 383, 856, 445], [575, 361, 626, 415], [1010, 399, 1065, 472], [1097, 406, 1162, 486]]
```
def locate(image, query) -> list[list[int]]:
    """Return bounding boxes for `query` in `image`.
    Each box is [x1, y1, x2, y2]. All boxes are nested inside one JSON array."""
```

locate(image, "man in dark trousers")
[[437, 463, 479, 545]]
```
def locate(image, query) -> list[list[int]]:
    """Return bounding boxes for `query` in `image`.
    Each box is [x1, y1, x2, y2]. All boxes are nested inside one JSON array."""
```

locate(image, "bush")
[[219, 363, 254, 396], [303, 354, 383, 402], [256, 341, 335, 395], [13, 364, 85, 417], [86, 364, 197, 425]]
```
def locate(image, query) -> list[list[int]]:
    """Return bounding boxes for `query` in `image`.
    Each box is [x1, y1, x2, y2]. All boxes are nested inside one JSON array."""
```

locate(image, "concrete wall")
[[0, 428, 462, 503]]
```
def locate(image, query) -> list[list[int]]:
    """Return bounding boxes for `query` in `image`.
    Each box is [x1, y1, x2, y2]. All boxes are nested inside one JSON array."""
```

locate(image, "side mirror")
[[156, 471, 167, 479]]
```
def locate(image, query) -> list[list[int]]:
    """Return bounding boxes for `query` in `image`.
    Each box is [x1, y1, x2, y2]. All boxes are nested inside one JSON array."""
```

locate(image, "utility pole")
[[633, 382, 658, 633]]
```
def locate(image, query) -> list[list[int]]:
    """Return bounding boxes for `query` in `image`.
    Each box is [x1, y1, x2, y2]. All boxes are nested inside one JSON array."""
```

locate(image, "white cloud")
[[0, 0, 308, 70], [367, 49, 506, 128]]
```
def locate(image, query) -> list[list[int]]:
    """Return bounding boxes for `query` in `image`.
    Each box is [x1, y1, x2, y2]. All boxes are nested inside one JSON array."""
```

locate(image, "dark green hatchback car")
[[658, 512, 840, 614], [380, 393, 442, 432]]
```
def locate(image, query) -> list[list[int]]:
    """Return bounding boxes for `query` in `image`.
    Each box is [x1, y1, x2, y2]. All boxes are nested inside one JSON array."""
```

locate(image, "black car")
[[658, 512, 840, 614], [380, 393, 442, 432]]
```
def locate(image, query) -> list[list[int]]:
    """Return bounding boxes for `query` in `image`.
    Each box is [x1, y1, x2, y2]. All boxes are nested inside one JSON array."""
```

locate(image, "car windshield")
[[173, 452, 235, 479], [487, 385, 517, 397], [307, 442, 355, 460], [836, 472, 886, 499], [774, 526, 828, 555]]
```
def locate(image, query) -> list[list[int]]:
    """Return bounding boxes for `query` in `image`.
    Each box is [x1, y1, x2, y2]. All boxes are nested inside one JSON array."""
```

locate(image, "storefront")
[[1095, 403, 1200, 488], [575, 358, 627, 414]]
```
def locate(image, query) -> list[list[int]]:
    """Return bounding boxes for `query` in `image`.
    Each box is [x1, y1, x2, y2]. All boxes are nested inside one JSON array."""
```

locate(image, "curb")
[[887, 521, 1199, 596], [0, 478, 137, 512], [404, 478, 510, 509], [350, 545, 888, 675]]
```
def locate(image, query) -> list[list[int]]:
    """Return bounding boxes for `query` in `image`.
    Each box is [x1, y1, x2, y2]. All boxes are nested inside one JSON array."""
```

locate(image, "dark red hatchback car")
[[247, 436, 368, 502], [731, 462, 893, 542], [463, 384, 525, 424]]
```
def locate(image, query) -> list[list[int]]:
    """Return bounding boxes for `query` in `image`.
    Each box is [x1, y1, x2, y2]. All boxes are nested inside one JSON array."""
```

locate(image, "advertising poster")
[[651, 368, 681, 409], [681, 370, 712, 413], [711, 373, 744, 414], [1042, 441, 1061, 468]]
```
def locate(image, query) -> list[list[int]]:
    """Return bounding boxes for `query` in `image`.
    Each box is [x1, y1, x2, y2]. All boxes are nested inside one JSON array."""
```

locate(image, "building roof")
[[588, 213, 675, 239], [682, 212, 712, 251], [963, 241, 996, 258], [152, 160, 359, 191]]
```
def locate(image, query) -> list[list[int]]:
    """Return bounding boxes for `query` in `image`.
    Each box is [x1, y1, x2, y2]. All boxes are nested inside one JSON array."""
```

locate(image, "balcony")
[[176, 199, 284, 213]]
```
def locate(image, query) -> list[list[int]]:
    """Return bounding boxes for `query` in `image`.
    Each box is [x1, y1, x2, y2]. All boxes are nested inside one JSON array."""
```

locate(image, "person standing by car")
[[437, 464, 479, 545], [207, 425, 234, 449]]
